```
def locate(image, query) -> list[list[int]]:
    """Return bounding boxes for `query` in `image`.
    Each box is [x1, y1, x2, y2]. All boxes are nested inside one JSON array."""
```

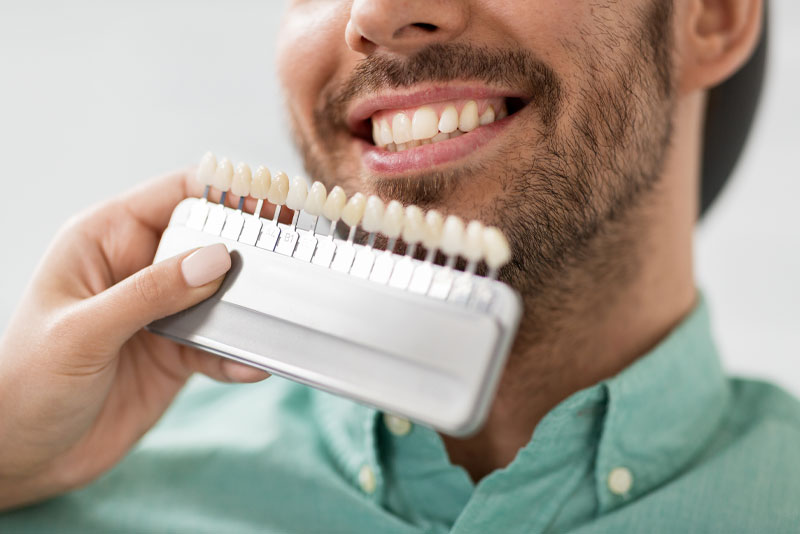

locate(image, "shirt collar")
[[594, 295, 731, 512], [312, 294, 731, 525]]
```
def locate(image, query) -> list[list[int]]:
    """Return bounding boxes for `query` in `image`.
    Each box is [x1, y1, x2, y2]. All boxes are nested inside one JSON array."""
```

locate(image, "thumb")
[[89, 243, 232, 345]]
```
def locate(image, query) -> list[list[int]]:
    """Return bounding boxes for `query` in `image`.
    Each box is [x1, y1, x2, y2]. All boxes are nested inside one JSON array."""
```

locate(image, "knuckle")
[[133, 266, 166, 305], [42, 307, 106, 367]]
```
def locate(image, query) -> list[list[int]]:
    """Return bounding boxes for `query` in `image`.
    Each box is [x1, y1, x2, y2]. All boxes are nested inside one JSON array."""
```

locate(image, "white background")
[[0, 1, 797, 394]]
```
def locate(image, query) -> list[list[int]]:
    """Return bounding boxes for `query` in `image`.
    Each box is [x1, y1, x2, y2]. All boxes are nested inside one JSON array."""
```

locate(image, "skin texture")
[[0, 173, 269, 509], [0, 0, 764, 510], [277, 0, 763, 479]]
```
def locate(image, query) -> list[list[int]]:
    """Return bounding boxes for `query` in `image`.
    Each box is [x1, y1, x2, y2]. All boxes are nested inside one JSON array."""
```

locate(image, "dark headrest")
[[700, 6, 768, 215]]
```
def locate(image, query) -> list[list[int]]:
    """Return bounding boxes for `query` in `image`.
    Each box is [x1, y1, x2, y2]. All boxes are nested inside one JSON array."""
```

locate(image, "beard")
[[289, 1, 675, 320]]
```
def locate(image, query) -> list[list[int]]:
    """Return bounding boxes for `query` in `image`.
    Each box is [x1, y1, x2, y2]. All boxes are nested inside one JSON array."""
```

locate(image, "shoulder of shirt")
[[572, 378, 800, 533], [724, 376, 800, 432]]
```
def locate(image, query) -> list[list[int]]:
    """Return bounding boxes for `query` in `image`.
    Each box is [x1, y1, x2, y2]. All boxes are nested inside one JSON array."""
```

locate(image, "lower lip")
[[359, 116, 513, 175]]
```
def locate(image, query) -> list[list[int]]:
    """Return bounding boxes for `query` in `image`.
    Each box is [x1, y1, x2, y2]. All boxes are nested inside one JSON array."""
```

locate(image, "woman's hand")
[[0, 170, 269, 510]]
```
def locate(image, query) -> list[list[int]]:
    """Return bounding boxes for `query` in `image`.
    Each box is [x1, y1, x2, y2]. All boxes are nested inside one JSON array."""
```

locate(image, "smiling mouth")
[[350, 93, 529, 150]]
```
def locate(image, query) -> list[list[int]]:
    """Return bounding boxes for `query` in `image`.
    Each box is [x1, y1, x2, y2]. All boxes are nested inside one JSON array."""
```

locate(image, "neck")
[[442, 92, 704, 481]]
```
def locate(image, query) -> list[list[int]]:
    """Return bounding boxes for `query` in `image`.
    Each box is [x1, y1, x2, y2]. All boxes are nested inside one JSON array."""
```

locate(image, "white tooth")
[[268, 171, 290, 205], [483, 226, 511, 269], [422, 209, 444, 250], [197, 152, 217, 186], [372, 120, 381, 146], [392, 112, 413, 144], [382, 200, 404, 238], [304, 181, 327, 216], [462, 220, 484, 262], [322, 185, 347, 221], [379, 120, 393, 146], [412, 106, 438, 140], [362, 195, 385, 233], [431, 132, 450, 143], [441, 215, 465, 257], [231, 162, 252, 198], [396, 143, 408, 151], [496, 104, 508, 120], [251, 166, 270, 199], [402, 205, 425, 244], [285, 176, 308, 211], [213, 157, 234, 191], [459, 101, 479, 132], [479, 105, 496, 126], [341, 192, 366, 227], [438, 106, 458, 133]]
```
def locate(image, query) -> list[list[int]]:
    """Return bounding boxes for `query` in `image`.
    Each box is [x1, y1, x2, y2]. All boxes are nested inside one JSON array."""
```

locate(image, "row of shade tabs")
[[196, 152, 512, 276]]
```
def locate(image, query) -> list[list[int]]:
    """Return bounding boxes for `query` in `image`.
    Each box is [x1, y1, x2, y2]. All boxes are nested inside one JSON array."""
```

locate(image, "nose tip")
[[346, 0, 468, 56]]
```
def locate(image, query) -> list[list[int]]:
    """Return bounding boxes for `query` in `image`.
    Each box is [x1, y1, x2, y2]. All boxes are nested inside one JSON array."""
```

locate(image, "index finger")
[[116, 167, 204, 233]]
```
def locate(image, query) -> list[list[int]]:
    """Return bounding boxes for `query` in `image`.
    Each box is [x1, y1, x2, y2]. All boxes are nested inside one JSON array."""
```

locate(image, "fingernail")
[[181, 243, 232, 287]]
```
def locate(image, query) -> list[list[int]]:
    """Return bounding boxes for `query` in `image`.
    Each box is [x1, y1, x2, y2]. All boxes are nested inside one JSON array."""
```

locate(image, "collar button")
[[607, 466, 633, 496], [383, 413, 412, 436], [358, 464, 377, 495]]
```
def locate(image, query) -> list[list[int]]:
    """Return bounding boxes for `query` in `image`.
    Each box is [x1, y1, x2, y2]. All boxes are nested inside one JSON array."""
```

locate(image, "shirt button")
[[358, 464, 376, 495], [383, 414, 412, 436], [607, 466, 633, 495]]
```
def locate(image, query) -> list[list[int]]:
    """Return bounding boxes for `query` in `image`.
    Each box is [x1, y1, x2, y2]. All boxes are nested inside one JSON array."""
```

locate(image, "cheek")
[[473, 1, 593, 98], [277, 3, 350, 135]]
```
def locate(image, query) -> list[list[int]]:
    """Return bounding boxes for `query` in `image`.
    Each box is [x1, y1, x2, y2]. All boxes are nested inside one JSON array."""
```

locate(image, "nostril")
[[411, 22, 438, 32]]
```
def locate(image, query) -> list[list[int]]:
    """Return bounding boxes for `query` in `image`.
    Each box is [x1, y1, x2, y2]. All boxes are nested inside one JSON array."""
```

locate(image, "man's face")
[[277, 0, 675, 298]]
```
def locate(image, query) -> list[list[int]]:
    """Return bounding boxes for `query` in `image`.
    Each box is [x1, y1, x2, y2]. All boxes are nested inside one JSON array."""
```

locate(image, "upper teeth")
[[371, 98, 508, 152]]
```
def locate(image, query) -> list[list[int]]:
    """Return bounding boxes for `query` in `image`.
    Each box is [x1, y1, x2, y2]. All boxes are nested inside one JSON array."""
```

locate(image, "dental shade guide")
[[239, 166, 269, 246], [330, 193, 364, 273], [220, 162, 251, 241], [387, 205, 424, 289], [407, 209, 442, 295], [369, 200, 404, 284], [149, 152, 521, 436], [313, 185, 345, 268]]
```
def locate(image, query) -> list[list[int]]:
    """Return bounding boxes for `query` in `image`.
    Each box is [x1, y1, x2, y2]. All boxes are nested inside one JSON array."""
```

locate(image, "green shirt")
[[3, 299, 800, 533]]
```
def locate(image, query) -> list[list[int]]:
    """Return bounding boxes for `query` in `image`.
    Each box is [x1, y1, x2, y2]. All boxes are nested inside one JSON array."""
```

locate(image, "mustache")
[[317, 43, 564, 132]]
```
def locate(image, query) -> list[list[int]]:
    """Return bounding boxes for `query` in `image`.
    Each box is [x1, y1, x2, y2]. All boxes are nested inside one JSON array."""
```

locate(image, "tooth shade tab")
[[362, 195, 385, 233], [483, 226, 511, 269], [402, 205, 425, 244], [231, 162, 252, 197], [197, 152, 217, 186], [422, 209, 444, 250], [382, 200, 404, 238], [268, 171, 290, 205], [286, 176, 308, 211], [323, 185, 347, 221], [304, 181, 327, 216], [462, 220, 484, 262], [441, 215, 465, 257], [213, 158, 234, 191], [251, 166, 271, 199], [341, 192, 366, 227]]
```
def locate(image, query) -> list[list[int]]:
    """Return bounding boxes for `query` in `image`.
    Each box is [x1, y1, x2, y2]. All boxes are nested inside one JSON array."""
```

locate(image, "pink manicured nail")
[[181, 243, 232, 287]]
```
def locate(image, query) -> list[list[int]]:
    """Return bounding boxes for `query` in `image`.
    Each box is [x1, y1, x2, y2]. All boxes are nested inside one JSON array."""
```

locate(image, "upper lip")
[[345, 83, 527, 134]]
